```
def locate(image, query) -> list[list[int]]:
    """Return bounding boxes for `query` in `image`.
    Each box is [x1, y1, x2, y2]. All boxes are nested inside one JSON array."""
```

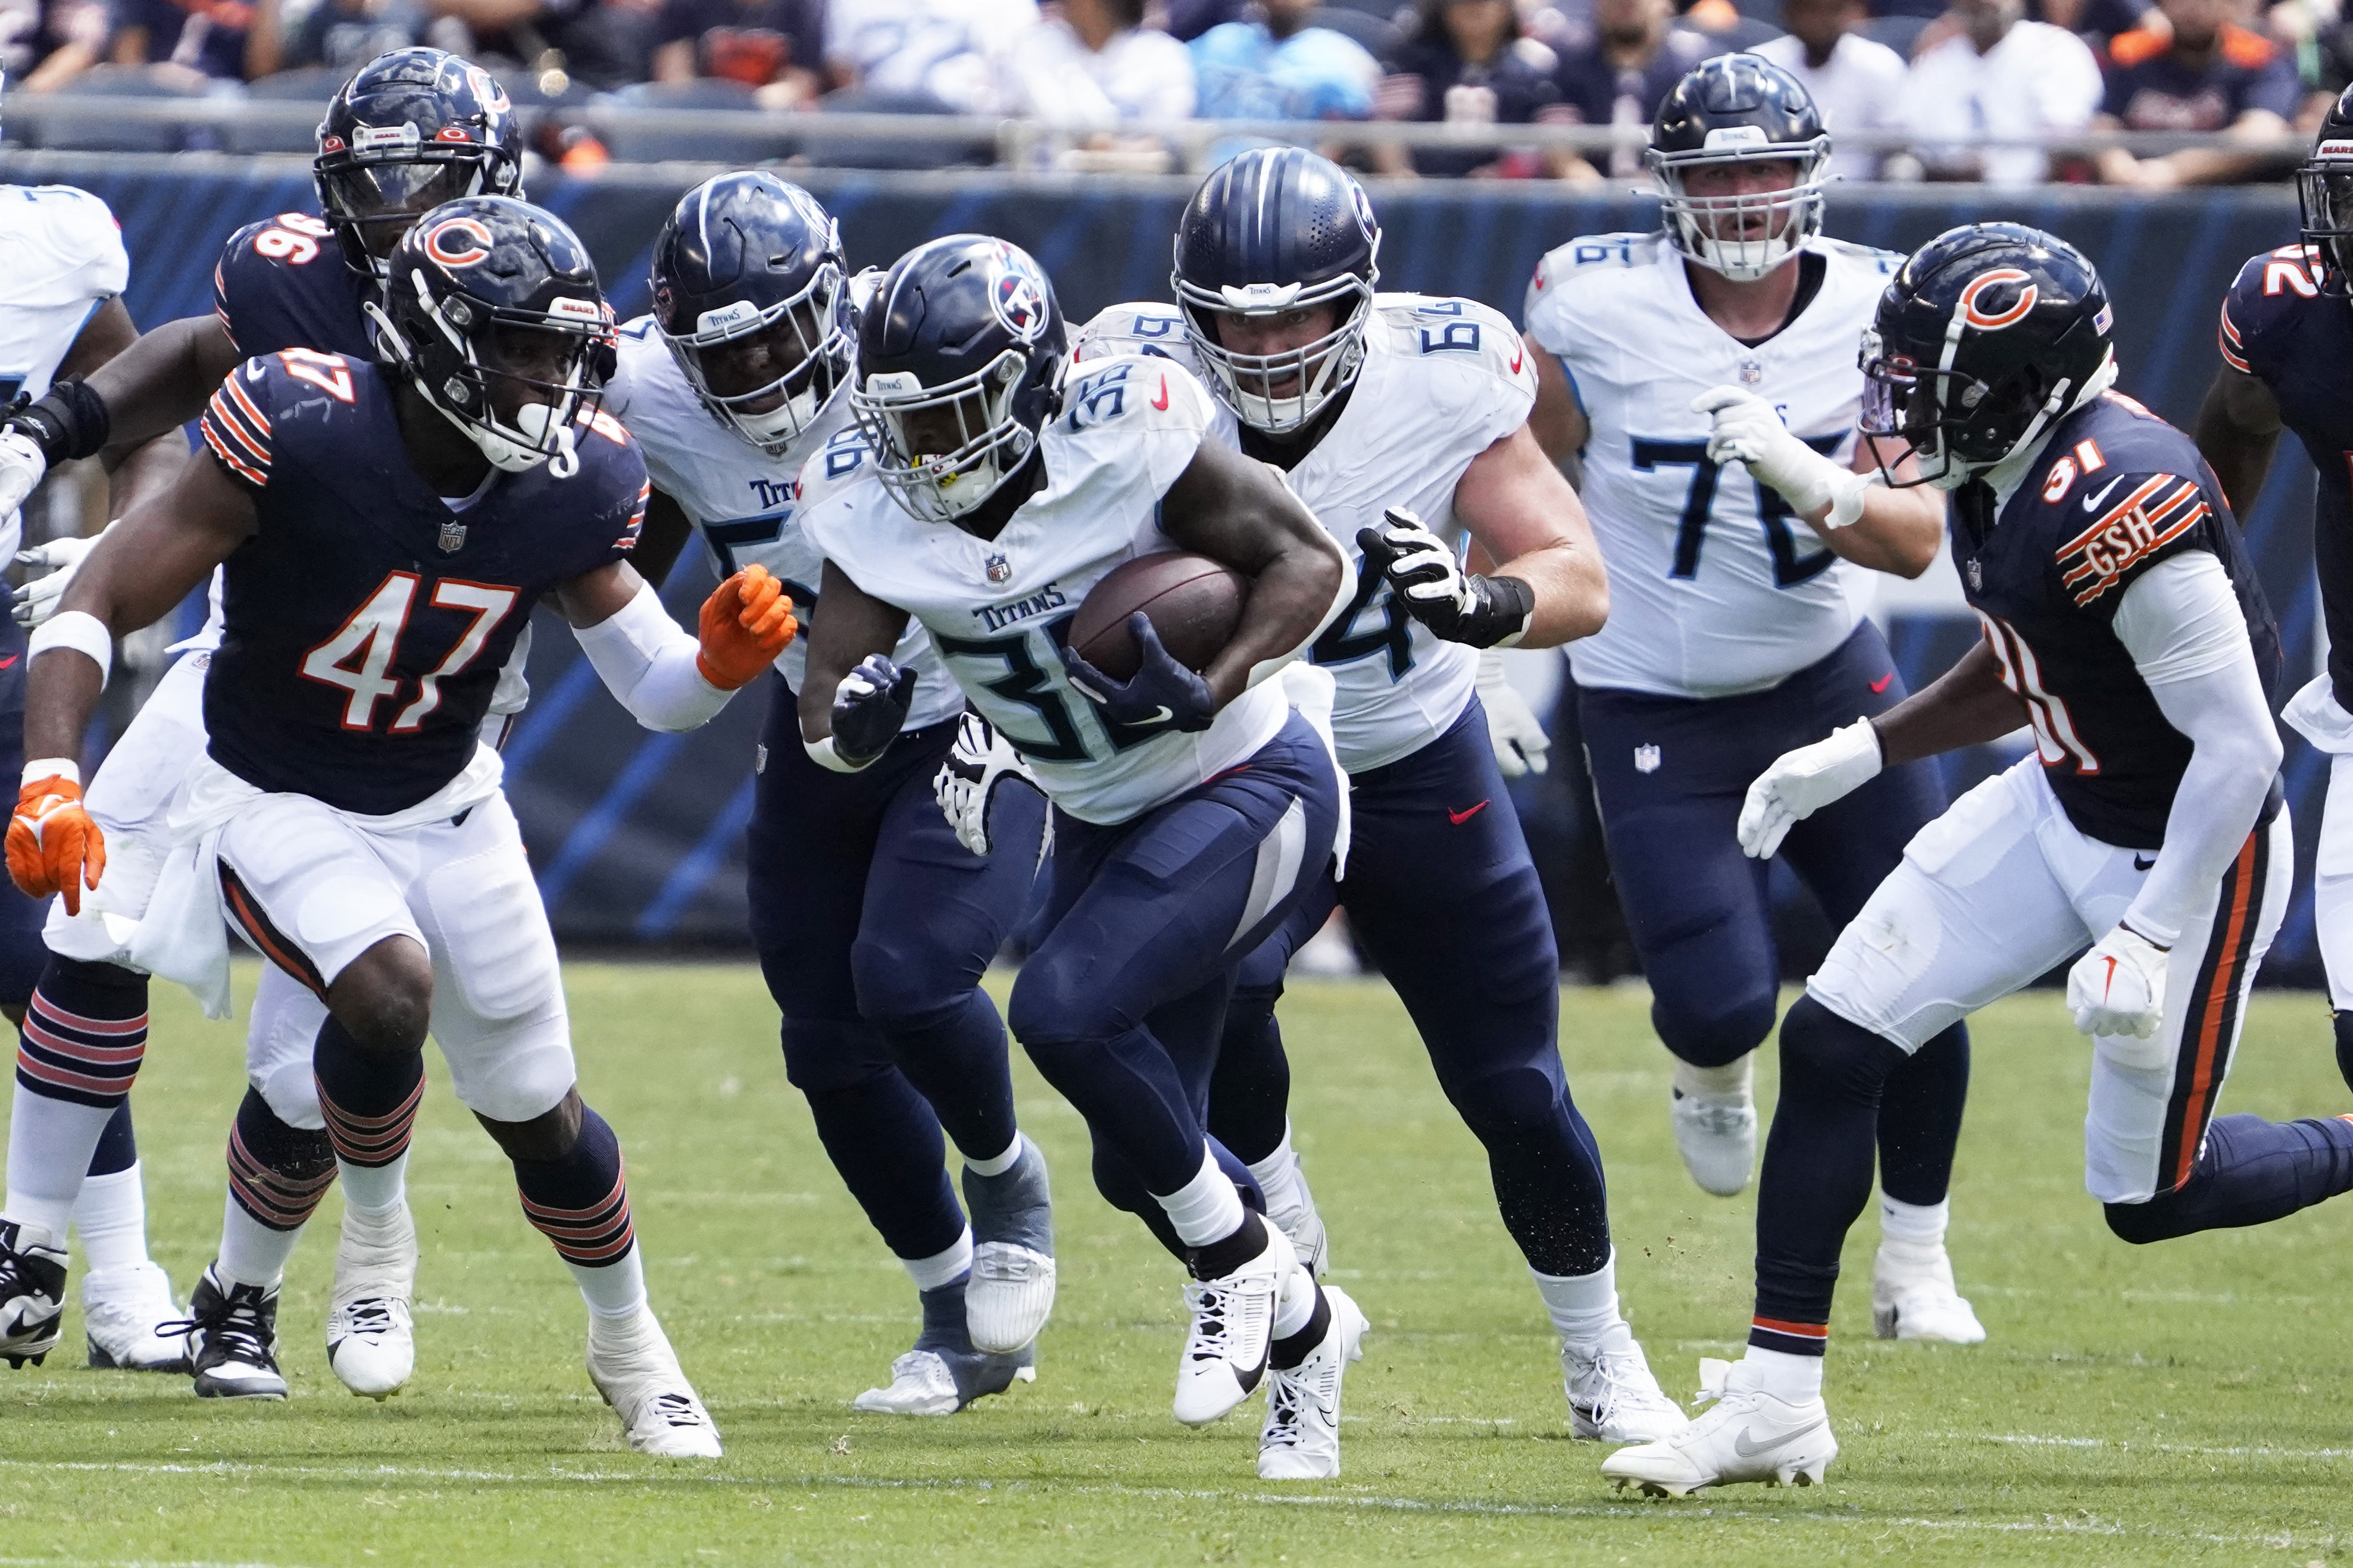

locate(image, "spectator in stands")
[[273, 0, 431, 73], [826, 0, 1038, 111], [423, 0, 651, 90], [1550, 0, 1720, 175], [1750, 0, 1904, 177], [996, 0, 1192, 166], [1190, 0, 1382, 138], [2095, 0, 2298, 181], [108, 0, 267, 81], [1902, 0, 2102, 183], [2032, 0, 2152, 45], [1, 0, 110, 89], [1372, 0, 1565, 176], [648, 0, 821, 106]]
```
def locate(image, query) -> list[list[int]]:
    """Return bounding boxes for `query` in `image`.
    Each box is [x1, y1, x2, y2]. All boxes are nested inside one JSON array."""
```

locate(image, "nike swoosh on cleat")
[[1448, 800, 1489, 825], [1733, 1419, 1826, 1458], [2134, 853, 2157, 871], [1139, 706, 1174, 724], [1868, 672, 1893, 694], [2082, 474, 2128, 512]]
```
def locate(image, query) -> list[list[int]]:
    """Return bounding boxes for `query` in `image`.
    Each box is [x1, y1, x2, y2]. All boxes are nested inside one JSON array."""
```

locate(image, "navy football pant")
[[1013, 715, 1339, 1259], [1213, 699, 1615, 1278], [748, 681, 1043, 1265], [1580, 622, 1970, 1207]]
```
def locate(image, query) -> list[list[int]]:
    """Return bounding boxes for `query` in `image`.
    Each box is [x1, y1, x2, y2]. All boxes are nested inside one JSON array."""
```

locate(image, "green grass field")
[[4, 963, 2351, 1566]]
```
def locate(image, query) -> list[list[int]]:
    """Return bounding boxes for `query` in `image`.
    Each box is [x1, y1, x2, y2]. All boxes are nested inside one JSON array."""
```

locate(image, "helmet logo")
[[991, 249, 1049, 343], [1349, 180, 1377, 243], [467, 65, 508, 113], [1958, 268, 2038, 331], [424, 216, 495, 269], [436, 126, 472, 142], [320, 134, 346, 152]]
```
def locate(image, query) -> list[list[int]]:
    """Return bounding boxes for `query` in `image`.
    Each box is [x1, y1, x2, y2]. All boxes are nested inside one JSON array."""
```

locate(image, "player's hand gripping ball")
[[7, 771, 104, 915], [1061, 613, 1215, 734], [2067, 922, 2170, 1042], [695, 564, 797, 690]]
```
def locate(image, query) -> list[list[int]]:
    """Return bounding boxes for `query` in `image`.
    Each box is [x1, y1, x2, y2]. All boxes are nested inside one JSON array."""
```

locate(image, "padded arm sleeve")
[[2111, 552, 2283, 947], [570, 581, 733, 735]]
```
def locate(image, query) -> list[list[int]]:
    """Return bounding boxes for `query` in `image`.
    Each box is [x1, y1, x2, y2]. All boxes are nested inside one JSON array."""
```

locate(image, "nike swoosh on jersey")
[[1868, 672, 1893, 694], [0, 655, 18, 670], [1151, 375, 1169, 412], [2082, 474, 2129, 512], [1733, 1418, 1826, 1458], [1448, 800, 1489, 825], [1510, 346, 1525, 374]]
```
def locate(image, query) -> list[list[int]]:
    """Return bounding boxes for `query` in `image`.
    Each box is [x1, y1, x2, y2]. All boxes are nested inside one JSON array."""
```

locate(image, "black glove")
[[1357, 509, 1535, 649], [830, 654, 918, 766], [1061, 613, 1215, 735]]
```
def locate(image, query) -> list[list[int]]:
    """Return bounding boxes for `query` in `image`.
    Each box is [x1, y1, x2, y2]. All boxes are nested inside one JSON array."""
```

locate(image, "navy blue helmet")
[[368, 195, 612, 475], [649, 172, 852, 456], [2299, 86, 2353, 295], [851, 234, 1064, 524], [1171, 147, 1380, 435], [1858, 223, 2115, 490], [1648, 55, 1829, 283], [314, 48, 524, 279]]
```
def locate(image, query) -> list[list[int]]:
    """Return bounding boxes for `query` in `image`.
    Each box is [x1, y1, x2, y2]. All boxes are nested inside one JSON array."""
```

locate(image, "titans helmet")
[[1648, 55, 1830, 283]]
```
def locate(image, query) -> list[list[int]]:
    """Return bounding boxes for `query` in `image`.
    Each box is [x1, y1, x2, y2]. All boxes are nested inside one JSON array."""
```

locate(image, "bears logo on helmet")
[[424, 216, 494, 269], [1958, 269, 2039, 331]]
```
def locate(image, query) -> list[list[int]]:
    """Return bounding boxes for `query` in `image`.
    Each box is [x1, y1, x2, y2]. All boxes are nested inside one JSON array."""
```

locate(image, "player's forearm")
[[1805, 485, 1945, 578], [571, 581, 734, 734], [23, 645, 104, 767], [98, 428, 187, 519], [1489, 540, 1607, 647], [1871, 640, 2026, 766], [85, 315, 242, 448], [1199, 536, 1347, 706], [2191, 378, 2280, 517], [798, 561, 907, 743]]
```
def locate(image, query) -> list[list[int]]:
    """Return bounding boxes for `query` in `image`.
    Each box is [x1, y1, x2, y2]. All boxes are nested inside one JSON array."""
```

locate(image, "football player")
[[2, 196, 793, 1454], [1604, 226, 2353, 1495], [2195, 90, 2353, 1080], [1072, 147, 1688, 1446], [1522, 56, 1983, 1343], [600, 173, 1055, 1415], [0, 48, 546, 1399], [796, 234, 1360, 1479], [0, 177, 187, 1370]]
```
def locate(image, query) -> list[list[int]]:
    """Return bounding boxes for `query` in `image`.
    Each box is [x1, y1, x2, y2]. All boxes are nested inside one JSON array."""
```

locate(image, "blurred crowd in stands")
[[0, 0, 2329, 179]]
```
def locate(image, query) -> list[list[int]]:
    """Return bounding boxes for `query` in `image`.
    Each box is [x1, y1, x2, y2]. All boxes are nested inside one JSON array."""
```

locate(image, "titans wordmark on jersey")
[[602, 316, 966, 731], [1524, 231, 1900, 700], [1072, 293, 1533, 773], [199, 352, 649, 815], [798, 354, 1289, 825]]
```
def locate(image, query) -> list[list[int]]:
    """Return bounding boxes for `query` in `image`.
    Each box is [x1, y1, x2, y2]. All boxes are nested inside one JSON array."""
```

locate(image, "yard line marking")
[[0, 1557, 328, 1568], [1939, 1432, 2353, 1460]]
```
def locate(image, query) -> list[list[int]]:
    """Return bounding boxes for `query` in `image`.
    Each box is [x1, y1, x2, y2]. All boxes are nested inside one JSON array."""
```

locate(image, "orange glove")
[[696, 564, 797, 690], [7, 771, 104, 916]]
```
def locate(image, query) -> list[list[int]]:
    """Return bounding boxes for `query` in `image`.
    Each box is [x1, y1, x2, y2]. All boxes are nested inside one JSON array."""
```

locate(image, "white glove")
[[933, 712, 1039, 856], [0, 431, 47, 521], [1692, 386, 1877, 529], [2066, 922, 2171, 1041], [13, 530, 101, 628], [1736, 717, 1883, 859], [1476, 647, 1548, 778]]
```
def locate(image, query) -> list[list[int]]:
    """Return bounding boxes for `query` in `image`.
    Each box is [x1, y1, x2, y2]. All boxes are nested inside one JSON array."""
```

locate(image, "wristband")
[[5, 380, 111, 464], [21, 758, 78, 788], [29, 609, 112, 687], [804, 734, 873, 774]]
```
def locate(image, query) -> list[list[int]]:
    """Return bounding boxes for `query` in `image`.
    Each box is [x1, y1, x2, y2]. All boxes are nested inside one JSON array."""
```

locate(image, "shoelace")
[[339, 1298, 398, 1337], [974, 1250, 1040, 1282], [1182, 1282, 1233, 1363], [160, 1295, 271, 1364], [648, 1391, 708, 1428], [1262, 1369, 1307, 1450]]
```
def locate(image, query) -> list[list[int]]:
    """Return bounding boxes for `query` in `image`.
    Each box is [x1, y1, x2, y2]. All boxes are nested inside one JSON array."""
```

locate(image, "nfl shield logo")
[[1965, 556, 1982, 591], [985, 552, 1012, 586], [1634, 744, 1661, 774], [438, 519, 467, 553], [1738, 357, 1763, 387]]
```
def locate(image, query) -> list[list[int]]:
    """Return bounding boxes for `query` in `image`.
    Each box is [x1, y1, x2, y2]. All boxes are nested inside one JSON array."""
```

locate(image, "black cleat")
[[173, 1264, 288, 1400], [0, 1219, 67, 1368]]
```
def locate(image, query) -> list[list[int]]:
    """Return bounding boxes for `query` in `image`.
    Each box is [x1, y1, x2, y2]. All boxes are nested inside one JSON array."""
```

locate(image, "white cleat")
[[1601, 1357, 1836, 1497], [1174, 1223, 1296, 1427], [1873, 1245, 1987, 1344], [852, 1343, 1036, 1416], [965, 1245, 1055, 1357], [1670, 1087, 1757, 1198], [1258, 1285, 1367, 1480], [1563, 1320, 1689, 1443], [327, 1200, 418, 1398], [83, 1260, 189, 1372], [0, 1219, 67, 1368], [586, 1306, 723, 1458]]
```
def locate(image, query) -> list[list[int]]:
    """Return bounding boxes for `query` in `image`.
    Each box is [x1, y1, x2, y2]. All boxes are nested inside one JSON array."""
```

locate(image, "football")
[[1065, 551, 1249, 680]]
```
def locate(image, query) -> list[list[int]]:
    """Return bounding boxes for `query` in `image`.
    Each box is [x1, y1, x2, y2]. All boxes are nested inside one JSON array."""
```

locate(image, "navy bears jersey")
[[2218, 243, 2353, 711], [198, 350, 648, 814], [1955, 390, 2280, 851], [213, 212, 373, 359]]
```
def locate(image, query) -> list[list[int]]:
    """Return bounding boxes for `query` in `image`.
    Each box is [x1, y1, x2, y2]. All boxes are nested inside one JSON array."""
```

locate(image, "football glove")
[[1357, 509, 1535, 649], [1476, 648, 1549, 778], [934, 713, 1039, 856], [0, 431, 46, 524], [1736, 717, 1883, 859], [694, 564, 796, 690], [1692, 386, 1876, 529], [1061, 613, 1215, 734], [832, 654, 918, 766], [2066, 922, 2170, 1042], [7, 768, 104, 916], [13, 530, 101, 628]]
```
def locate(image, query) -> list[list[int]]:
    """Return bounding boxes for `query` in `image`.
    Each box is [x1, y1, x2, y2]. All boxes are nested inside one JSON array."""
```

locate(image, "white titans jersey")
[[1073, 293, 1532, 772], [605, 315, 965, 731], [0, 184, 127, 563], [799, 354, 1288, 825], [1524, 232, 1901, 699]]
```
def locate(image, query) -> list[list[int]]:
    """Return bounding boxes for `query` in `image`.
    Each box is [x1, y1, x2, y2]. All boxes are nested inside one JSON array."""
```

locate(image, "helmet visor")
[[1857, 346, 1961, 487], [321, 152, 499, 267]]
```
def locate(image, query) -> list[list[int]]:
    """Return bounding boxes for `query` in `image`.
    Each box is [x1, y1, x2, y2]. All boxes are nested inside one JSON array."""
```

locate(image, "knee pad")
[[1650, 989, 1778, 1070], [2102, 1196, 2177, 1245], [1779, 994, 1905, 1104], [778, 1015, 896, 1097], [848, 933, 969, 1037]]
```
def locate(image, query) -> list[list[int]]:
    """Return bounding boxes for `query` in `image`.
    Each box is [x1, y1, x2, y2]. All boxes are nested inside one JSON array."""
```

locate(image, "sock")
[[1532, 1249, 1623, 1347], [86, 1100, 135, 1175], [964, 1133, 1023, 1179], [914, 1278, 971, 1353], [1154, 1143, 1246, 1249], [904, 1228, 974, 1292], [6, 960, 150, 1235], [1672, 1054, 1750, 1102], [339, 1150, 409, 1218], [217, 1191, 304, 1290], [1743, 1343, 1825, 1401], [1268, 1267, 1330, 1371], [1878, 1193, 1949, 1267], [1271, 1259, 1318, 1339], [72, 1165, 149, 1273], [1186, 1210, 1270, 1282], [313, 1019, 424, 1173], [513, 1105, 639, 1313], [1244, 1122, 1305, 1218]]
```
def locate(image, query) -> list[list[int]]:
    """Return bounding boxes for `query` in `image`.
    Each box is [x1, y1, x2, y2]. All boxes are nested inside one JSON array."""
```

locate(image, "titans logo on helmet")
[[991, 246, 1050, 343]]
